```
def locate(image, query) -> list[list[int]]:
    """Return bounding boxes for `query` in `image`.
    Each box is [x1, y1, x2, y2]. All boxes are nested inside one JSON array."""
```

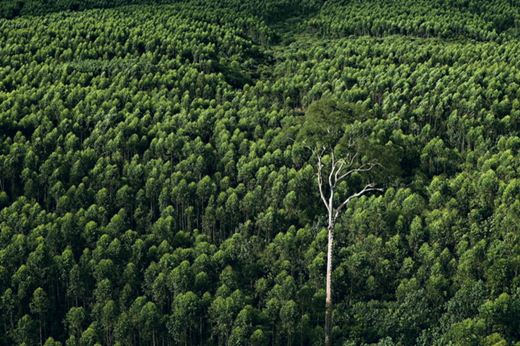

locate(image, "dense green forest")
[[0, 0, 519, 345]]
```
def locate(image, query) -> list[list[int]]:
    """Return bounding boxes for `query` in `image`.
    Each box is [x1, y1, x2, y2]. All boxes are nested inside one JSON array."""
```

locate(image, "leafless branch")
[[333, 159, 345, 187], [336, 161, 380, 181], [328, 151, 335, 191], [346, 152, 358, 168], [315, 147, 384, 225], [333, 183, 383, 221], [317, 152, 330, 213]]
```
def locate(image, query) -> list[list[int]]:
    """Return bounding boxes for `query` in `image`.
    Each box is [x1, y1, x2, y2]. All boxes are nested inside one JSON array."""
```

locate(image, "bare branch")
[[333, 159, 345, 186], [315, 148, 383, 224], [328, 151, 335, 192], [336, 161, 380, 181], [317, 153, 330, 213], [333, 183, 383, 222], [310, 146, 326, 158], [333, 152, 358, 182], [347, 152, 358, 168]]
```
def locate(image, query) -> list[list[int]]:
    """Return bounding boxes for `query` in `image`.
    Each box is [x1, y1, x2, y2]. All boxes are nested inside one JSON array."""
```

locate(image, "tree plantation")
[[0, 1, 519, 345]]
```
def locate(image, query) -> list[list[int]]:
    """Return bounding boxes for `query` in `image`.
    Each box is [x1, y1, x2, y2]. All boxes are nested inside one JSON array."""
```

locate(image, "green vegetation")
[[0, 1, 519, 345], [310, 0, 520, 41]]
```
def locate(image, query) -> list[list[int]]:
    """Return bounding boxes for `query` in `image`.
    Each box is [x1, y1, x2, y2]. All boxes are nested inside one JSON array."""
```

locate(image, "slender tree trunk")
[[39, 319, 43, 346], [324, 223, 334, 346], [314, 149, 382, 346], [200, 316, 203, 344]]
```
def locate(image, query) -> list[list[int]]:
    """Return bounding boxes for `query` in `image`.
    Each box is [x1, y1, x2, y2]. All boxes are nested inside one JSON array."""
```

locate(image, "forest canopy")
[[0, 0, 519, 345]]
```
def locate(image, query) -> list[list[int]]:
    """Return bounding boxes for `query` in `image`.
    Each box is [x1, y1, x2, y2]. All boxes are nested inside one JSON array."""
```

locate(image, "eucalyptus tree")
[[297, 98, 383, 346]]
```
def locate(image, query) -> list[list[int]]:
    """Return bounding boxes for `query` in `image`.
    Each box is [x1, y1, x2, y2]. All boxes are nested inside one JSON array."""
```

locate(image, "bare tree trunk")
[[325, 223, 334, 346], [314, 148, 382, 346]]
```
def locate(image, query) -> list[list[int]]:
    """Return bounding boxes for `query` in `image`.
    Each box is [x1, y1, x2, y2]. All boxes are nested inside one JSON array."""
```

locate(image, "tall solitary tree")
[[296, 98, 383, 346]]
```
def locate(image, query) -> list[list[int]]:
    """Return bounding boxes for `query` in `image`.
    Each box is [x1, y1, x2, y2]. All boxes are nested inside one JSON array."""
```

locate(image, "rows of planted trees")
[[309, 0, 520, 41], [0, 0, 320, 21], [1, 0, 519, 345]]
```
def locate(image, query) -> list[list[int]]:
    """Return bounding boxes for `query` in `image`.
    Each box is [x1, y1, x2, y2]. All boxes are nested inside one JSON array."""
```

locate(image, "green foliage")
[[309, 0, 520, 41], [0, 1, 519, 346], [296, 98, 365, 150]]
